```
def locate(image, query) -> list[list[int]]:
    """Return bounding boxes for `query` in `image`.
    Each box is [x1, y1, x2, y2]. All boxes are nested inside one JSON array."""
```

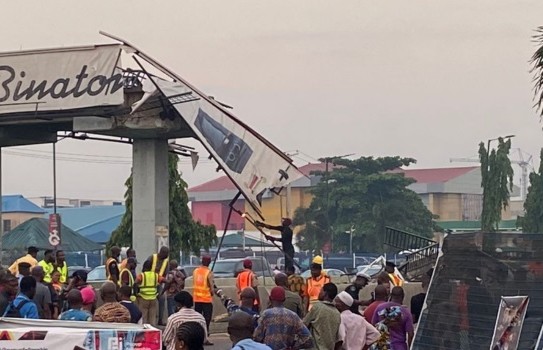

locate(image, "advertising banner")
[[152, 78, 305, 213], [0, 322, 160, 350], [490, 295, 529, 350], [0, 45, 124, 115]]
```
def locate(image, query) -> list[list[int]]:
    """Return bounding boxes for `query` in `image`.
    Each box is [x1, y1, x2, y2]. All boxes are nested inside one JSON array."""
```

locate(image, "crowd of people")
[[0, 245, 427, 350]]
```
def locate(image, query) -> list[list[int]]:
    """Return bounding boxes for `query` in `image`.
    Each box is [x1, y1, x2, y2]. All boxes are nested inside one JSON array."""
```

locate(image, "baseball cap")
[[243, 259, 252, 268], [80, 286, 95, 305], [269, 286, 286, 302]]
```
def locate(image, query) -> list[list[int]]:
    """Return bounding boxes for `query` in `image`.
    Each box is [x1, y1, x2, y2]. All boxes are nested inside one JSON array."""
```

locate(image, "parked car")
[[180, 265, 198, 278], [67, 265, 92, 278], [87, 265, 106, 285], [300, 268, 344, 279], [210, 256, 274, 278], [356, 264, 383, 278]]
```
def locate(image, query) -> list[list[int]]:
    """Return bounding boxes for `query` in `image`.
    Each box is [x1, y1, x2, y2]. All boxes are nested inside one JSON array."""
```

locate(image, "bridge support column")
[[132, 139, 169, 263]]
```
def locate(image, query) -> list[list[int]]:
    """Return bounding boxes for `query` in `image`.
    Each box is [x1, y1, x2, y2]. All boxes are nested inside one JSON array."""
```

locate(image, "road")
[[207, 333, 232, 350]]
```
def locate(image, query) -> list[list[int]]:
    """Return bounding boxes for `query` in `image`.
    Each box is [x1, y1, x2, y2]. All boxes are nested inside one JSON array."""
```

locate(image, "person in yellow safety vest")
[[120, 248, 137, 279], [105, 246, 121, 285], [146, 246, 169, 326], [304, 261, 330, 312], [38, 249, 56, 283], [119, 257, 137, 302], [54, 250, 69, 284], [193, 255, 215, 346], [236, 259, 260, 311], [385, 261, 404, 287], [135, 260, 164, 325]]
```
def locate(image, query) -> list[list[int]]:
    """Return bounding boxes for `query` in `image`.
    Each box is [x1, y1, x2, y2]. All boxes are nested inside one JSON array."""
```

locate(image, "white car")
[[300, 268, 344, 278]]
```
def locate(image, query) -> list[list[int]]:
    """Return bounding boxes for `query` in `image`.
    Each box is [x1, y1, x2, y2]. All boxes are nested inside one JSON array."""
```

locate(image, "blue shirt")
[[232, 338, 272, 350], [59, 309, 93, 321], [3, 294, 39, 319]]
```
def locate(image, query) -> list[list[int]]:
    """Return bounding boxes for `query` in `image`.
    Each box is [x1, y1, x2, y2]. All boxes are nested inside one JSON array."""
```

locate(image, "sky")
[[1, 1, 543, 200]]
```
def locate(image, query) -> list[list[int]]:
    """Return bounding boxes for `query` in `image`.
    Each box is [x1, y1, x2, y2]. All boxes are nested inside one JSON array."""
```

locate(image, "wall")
[[192, 200, 245, 230], [3, 212, 43, 232], [431, 193, 463, 221]]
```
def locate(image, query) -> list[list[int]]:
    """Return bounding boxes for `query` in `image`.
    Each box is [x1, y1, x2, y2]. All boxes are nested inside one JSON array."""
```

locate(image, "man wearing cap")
[[385, 261, 404, 287], [303, 282, 341, 350], [192, 255, 215, 346], [256, 218, 295, 272], [335, 291, 380, 350], [236, 259, 260, 311], [9, 246, 39, 276], [254, 286, 312, 350], [65, 270, 95, 313], [344, 271, 371, 314], [304, 260, 330, 312]]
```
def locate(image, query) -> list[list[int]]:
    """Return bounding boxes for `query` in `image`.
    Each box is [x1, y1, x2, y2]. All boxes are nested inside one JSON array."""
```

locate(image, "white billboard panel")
[[0, 45, 124, 115], [153, 78, 304, 213]]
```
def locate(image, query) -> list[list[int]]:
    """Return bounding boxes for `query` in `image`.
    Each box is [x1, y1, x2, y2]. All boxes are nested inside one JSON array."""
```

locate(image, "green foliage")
[[478, 138, 514, 232], [294, 156, 435, 252], [519, 149, 543, 233], [107, 153, 216, 257]]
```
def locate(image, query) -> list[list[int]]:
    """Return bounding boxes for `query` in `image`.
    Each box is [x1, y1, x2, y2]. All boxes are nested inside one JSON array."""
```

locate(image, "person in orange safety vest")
[[304, 259, 330, 312], [236, 259, 260, 311], [192, 255, 215, 346], [385, 261, 404, 287]]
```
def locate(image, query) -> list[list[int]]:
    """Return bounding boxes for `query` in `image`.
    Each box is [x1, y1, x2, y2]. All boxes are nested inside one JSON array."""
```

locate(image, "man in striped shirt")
[[163, 291, 207, 350]]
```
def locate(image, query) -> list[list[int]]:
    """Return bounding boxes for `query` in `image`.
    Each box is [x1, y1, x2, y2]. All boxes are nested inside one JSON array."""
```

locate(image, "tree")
[[478, 138, 514, 232], [294, 156, 436, 252], [108, 153, 216, 257], [519, 149, 543, 232]]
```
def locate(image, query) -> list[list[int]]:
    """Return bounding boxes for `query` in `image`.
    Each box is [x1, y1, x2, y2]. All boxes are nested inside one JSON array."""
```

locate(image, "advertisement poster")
[[490, 296, 529, 350], [0, 45, 124, 115], [153, 78, 305, 213], [0, 323, 161, 350]]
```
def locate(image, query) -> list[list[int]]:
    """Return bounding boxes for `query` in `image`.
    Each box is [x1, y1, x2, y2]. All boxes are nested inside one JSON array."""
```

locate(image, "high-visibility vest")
[[388, 273, 404, 287], [38, 260, 55, 283], [119, 268, 134, 287], [151, 254, 169, 276], [56, 262, 68, 284], [138, 271, 159, 300], [306, 275, 330, 309], [237, 270, 258, 305], [106, 257, 118, 281], [193, 266, 212, 303]]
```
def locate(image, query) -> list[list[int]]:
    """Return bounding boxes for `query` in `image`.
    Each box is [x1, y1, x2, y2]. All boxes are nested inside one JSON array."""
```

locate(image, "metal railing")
[[384, 226, 437, 251], [398, 243, 439, 280]]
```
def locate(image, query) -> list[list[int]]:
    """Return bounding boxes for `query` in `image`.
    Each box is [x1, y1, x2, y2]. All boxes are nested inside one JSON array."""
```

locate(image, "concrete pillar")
[[132, 139, 169, 264]]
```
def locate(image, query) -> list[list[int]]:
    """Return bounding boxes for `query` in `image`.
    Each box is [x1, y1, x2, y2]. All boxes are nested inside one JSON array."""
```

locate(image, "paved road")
[[207, 333, 232, 350]]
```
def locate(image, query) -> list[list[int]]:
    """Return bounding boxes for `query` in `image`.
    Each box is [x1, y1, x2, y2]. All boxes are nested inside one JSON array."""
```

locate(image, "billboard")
[[152, 77, 304, 213], [0, 44, 124, 115]]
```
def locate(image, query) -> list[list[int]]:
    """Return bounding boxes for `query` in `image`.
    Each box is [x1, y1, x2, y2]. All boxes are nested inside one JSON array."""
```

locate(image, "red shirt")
[[363, 300, 385, 322]]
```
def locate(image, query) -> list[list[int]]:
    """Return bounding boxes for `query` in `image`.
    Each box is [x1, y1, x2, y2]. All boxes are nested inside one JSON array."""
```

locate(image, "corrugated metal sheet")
[[2, 218, 103, 251]]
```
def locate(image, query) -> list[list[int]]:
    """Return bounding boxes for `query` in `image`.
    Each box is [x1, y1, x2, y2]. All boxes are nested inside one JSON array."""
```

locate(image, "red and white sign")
[[48, 213, 61, 246]]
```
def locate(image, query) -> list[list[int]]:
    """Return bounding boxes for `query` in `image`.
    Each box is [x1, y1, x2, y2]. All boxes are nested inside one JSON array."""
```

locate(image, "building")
[[188, 163, 326, 231], [1, 195, 46, 233], [29, 196, 124, 209], [189, 164, 523, 230]]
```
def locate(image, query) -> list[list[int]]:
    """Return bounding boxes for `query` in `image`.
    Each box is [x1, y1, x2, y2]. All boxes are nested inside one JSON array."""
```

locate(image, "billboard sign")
[[152, 78, 304, 214], [490, 295, 529, 350], [0, 45, 124, 115]]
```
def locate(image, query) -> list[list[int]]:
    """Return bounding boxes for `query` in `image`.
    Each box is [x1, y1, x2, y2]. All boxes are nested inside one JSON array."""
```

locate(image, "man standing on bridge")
[[256, 218, 295, 272]]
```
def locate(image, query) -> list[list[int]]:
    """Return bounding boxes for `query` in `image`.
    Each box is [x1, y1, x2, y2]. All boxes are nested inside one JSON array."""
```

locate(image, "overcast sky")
[[1, 1, 543, 200]]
